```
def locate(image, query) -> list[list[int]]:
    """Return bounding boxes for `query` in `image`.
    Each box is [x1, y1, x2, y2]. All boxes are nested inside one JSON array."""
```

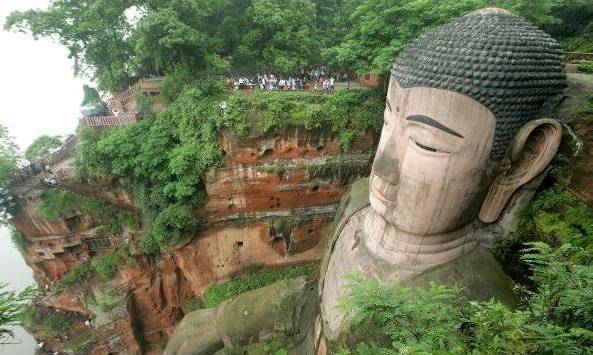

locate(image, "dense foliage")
[[37, 188, 139, 234], [226, 89, 383, 148], [203, 262, 318, 307], [81, 85, 101, 106], [76, 88, 380, 254], [0, 284, 35, 345], [21, 308, 74, 337], [331, 0, 593, 75], [5, 0, 592, 90], [339, 258, 593, 354], [24, 135, 63, 162], [76, 86, 223, 254], [0, 125, 20, 224], [580, 62, 593, 74], [3, 0, 359, 91], [9, 228, 28, 255], [57, 243, 136, 288]]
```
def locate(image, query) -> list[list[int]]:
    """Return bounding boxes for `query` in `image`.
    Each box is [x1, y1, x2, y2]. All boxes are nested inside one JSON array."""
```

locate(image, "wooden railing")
[[114, 77, 163, 102], [84, 113, 138, 127], [13, 136, 78, 183], [564, 52, 593, 63]]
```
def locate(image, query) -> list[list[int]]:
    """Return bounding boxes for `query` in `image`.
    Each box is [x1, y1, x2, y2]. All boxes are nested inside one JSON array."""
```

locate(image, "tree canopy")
[[0, 125, 20, 189], [24, 135, 63, 162], [330, 0, 593, 75], [0, 283, 34, 345], [5, 0, 592, 91], [0, 125, 21, 224]]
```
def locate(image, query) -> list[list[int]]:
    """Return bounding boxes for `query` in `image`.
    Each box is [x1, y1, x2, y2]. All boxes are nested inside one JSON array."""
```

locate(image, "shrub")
[[36, 188, 139, 234], [42, 313, 73, 336], [133, 92, 154, 117], [92, 246, 134, 280], [225, 90, 383, 150], [64, 331, 93, 353], [10, 228, 28, 255], [579, 62, 593, 74], [57, 264, 93, 287], [203, 262, 318, 307], [20, 307, 40, 327], [493, 184, 593, 280], [339, 272, 590, 354]]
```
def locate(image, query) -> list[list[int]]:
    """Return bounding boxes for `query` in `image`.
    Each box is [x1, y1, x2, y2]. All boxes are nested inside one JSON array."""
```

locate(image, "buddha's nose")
[[372, 149, 400, 185]]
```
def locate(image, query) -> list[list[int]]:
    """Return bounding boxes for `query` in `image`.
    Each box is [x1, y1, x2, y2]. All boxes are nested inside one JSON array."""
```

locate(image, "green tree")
[[0, 125, 20, 189], [131, 7, 226, 77], [328, 0, 578, 77], [81, 85, 101, 106], [24, 135, 63, 162], [234, 0, 320, 73], [0, 284, 35, 345], [4, 0, 137, 92], [542, 0, 593, 52], [0, 125, 21, 224]]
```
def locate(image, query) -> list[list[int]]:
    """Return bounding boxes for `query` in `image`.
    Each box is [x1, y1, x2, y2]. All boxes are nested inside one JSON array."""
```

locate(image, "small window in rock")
[[236, 241, 244, 248], [37, 252, 45, 257], [85, 237, 112, 251], [262, 148, 274, 156]]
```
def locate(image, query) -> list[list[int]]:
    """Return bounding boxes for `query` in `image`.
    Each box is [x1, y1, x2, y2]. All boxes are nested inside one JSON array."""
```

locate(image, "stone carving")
[[165, 8, 568, 354], [320, 7, 566, 341]]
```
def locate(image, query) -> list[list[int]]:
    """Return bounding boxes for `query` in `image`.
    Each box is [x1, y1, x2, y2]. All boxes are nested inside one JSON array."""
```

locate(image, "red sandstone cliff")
[[10, 123, 377, 354]]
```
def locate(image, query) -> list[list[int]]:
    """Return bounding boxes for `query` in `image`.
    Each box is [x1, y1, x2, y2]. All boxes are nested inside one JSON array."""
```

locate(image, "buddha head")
[[369, 8, 566, 237]]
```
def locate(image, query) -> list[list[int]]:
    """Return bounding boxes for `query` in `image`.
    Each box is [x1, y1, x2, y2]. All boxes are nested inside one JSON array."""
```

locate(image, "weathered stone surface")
[[217, 277, 313, 348], [165, 277, 316, 355], [405, 246, 517, 305], [164, 309, 222, 355]]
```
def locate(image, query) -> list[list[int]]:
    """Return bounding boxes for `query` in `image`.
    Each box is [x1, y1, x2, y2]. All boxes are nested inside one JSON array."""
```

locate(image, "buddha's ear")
[[479, 119, 562, 223]]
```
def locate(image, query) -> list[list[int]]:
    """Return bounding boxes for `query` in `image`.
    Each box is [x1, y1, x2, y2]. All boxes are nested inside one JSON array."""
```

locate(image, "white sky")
[[0, 0, 90, 151]]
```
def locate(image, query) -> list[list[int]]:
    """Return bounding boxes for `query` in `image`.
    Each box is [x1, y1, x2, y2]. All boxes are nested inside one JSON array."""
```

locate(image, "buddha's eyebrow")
[[386, 98, 392, 112], [406, 115, 464, 139]]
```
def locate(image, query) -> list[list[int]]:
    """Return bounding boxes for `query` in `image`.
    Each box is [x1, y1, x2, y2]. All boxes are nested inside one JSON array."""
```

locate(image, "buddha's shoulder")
[[319, 178, 370, 282], [334, 177, 370, 227]]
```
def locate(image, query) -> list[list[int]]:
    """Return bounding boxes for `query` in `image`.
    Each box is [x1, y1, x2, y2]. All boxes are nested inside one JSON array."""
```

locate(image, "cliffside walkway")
[[84, 113, 138, 127], [83, 77, 162, 128], [565, 52, 593, 62], [12, 136, 78, 183]]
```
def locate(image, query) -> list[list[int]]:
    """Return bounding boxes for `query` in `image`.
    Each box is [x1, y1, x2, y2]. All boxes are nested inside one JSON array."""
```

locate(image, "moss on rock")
[[217, 276, 314, 348]]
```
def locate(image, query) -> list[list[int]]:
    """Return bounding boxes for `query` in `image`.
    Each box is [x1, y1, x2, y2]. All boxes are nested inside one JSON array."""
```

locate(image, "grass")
[[203, 262, 318, 307]]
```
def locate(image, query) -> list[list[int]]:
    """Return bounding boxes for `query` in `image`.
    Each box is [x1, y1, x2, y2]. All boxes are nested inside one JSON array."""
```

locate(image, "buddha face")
[[369, 80, 498, 235]]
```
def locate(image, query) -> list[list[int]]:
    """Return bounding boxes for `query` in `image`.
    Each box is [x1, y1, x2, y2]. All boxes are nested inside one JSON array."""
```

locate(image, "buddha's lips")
[[370, 175, 398, 204]]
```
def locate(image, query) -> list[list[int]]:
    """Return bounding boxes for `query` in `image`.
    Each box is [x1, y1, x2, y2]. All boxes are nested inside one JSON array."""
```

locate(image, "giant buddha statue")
[[320, 7, 566, 341], [165, 8, 567, 355]]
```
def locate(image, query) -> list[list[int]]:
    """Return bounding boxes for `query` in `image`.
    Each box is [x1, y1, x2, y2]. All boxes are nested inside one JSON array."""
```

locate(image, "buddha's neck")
[[362, 209, 477, 267]]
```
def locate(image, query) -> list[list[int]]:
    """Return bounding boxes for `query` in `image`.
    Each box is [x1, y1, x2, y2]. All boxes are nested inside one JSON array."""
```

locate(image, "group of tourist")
[[227, 74, 337, 91], [226, 66, 348, 91]]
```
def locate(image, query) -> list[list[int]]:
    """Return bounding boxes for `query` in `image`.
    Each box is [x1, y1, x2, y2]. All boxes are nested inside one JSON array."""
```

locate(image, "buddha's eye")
[[409, 137, 449, 154]]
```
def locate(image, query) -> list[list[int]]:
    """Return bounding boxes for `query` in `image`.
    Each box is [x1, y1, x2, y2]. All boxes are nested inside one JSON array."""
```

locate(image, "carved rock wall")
[[12, 126, 377, 353]]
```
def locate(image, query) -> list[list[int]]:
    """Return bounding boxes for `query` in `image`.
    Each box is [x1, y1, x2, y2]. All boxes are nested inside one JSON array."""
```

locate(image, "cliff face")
[[10, 122, 377, 353]]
